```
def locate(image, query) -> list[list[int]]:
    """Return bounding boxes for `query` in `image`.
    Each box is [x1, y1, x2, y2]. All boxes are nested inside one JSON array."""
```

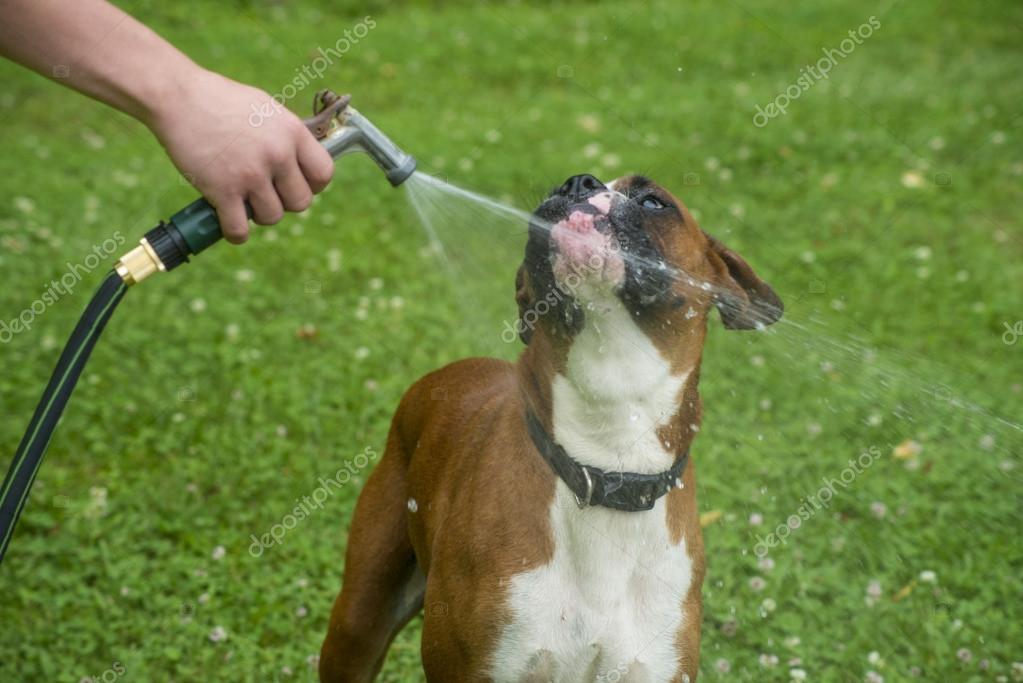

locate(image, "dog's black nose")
[[557, 174, 606, 201]]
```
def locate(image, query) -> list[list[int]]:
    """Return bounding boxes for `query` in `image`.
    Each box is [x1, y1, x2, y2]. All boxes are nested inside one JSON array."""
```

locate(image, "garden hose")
[[0, 272, 126, 562], [0, 91, 416, 565]]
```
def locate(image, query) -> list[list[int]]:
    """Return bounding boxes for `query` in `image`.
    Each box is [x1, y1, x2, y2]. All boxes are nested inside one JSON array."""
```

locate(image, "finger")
[[274, 159, 314, 213], [248, 182, 285, 226], [214, 195, 250, 244], [296, 131, 334, 194]]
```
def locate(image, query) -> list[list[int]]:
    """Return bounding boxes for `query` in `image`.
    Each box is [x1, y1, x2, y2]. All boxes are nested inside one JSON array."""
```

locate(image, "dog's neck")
[[519, 294, 703, 476]]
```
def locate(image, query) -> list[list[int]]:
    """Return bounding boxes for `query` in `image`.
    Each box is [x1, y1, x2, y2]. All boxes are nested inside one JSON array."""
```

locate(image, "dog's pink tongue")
[[552, 210, 603, 264], [550, 209, 625, 285]]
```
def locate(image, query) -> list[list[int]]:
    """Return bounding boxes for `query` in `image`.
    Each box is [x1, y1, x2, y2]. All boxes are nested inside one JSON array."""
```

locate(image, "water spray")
[[0, 90, 416, 564]]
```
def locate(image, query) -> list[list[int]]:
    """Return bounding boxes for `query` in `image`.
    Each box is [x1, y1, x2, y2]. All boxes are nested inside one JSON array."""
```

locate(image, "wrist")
[[134, 59, 208, 132]]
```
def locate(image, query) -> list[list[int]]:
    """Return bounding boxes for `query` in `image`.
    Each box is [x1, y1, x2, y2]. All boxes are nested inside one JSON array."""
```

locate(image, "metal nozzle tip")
[[387, 156, 417, 187]]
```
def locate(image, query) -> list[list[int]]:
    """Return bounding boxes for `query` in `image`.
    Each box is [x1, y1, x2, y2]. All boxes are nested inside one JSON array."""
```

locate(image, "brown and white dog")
[[319, 174, 783, 682]]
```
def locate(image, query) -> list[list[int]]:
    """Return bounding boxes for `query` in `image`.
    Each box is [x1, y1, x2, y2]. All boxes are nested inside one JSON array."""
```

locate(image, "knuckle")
[[288, 191, 313, 212], [267, 147, 290, 168], [309, 162, 334, 191], [223, 224, 249, 244], [255, 207, 284, 226], [238, 167, 263, 188]]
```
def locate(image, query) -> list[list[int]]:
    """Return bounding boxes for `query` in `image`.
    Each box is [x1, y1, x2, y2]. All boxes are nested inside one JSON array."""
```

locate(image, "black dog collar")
[[525, 410, 689, 512]]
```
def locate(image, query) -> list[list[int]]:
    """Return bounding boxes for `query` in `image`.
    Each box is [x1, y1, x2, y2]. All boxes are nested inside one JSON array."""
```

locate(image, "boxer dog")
[[319, 174, 783, 682]]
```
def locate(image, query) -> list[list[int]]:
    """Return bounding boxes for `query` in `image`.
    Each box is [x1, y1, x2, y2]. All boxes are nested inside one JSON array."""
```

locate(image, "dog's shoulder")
[[404, 357, 515, 407], [391, 357, 517, 449]]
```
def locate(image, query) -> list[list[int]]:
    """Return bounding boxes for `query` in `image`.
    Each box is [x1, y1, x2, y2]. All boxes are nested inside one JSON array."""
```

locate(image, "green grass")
[[1, 0, 1021, 680]]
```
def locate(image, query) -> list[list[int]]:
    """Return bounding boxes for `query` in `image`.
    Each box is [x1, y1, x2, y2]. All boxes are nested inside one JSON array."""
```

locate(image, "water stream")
[[402, 170, 1022, 460]]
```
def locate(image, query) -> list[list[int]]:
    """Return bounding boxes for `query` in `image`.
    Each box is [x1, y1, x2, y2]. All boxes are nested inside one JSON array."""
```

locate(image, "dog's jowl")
[[319, 174, 783, 683]]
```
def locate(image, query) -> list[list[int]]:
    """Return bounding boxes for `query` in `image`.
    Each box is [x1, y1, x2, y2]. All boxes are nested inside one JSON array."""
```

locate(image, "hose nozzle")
[[315, 93, 417, 186], [113, 91, 416, 286]]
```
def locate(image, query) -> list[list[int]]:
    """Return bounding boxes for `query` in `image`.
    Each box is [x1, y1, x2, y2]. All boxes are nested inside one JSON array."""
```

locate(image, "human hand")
[[145, 68, 334, 243]]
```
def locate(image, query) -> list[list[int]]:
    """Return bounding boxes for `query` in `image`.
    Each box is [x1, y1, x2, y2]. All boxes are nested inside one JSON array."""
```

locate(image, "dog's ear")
[[705, 234, 783, 330], [514, 264, 533, 345]]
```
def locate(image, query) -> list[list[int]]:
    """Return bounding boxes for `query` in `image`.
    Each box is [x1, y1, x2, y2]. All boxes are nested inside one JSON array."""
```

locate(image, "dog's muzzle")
[[547, 175, 627, 287]]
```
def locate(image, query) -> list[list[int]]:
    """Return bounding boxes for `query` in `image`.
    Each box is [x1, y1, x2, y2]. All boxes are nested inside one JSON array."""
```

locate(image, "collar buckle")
[[574, 468, 594, 509]]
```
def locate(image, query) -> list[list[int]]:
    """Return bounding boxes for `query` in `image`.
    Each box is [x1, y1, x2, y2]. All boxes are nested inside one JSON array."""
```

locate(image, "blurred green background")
[[0, 0, 1020, 681]]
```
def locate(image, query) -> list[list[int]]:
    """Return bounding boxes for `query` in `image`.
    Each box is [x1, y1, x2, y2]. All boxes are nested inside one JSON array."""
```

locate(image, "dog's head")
[[514, 174, 783, 361]]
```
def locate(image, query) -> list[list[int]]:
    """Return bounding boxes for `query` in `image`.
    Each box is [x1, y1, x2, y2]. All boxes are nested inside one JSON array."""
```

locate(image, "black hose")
[[0, 270, 128, 564]]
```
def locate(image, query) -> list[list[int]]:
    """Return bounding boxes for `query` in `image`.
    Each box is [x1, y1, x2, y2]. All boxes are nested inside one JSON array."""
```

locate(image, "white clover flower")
[[900, 171, 924, 188]]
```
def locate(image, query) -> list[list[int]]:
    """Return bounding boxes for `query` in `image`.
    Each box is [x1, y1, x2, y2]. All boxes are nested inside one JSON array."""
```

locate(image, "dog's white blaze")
[[491, 295, 692, 682]]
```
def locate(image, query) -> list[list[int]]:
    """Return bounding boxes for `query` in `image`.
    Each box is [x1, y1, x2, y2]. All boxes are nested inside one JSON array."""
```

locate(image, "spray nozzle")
[[310, 91, 417, 187], [115, 91, 416, 285]]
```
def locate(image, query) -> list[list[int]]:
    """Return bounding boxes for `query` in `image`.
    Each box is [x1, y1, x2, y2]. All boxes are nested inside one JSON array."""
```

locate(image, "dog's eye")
[[640, 195, 666, 210]]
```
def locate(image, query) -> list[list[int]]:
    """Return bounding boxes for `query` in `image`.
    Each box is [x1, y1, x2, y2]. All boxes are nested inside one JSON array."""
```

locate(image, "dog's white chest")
[[490, 486, 692, 683], [490, 295, 692, 681]]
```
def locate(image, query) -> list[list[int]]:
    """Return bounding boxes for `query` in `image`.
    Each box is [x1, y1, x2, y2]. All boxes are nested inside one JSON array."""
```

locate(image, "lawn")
[[1, 0, 1021, 681]]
